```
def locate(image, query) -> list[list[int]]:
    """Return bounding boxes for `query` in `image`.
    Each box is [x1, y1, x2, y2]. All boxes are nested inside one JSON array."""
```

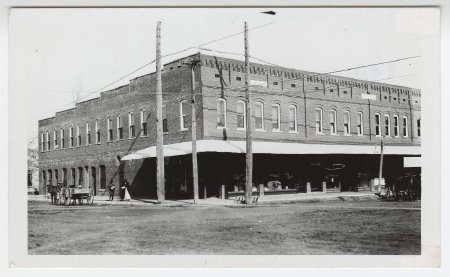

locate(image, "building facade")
[[38, 53, 421, 198]]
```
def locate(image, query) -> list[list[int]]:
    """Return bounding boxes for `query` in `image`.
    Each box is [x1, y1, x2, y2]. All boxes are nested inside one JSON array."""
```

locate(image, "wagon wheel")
[[54, 197, 60, 205], [87, 194, 94, 205]]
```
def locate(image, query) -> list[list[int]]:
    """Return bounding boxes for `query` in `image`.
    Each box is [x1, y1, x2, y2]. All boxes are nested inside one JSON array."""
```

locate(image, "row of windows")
[[42, 166, 107, 190], [40, 109, 168, 152], [41, 99, 422, 152]]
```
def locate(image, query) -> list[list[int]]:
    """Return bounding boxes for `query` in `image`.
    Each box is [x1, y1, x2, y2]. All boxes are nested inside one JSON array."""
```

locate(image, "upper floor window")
[[375, 113, 381, 137], [60, 128, 65, 149], [162, 106, 168, 133], [107, 119, 113, 141], [255, 102, 264, 131], [237, 100, 246, 129], [117, 115, 123, 140], [129, 112, 135, 138], [402, 116, 408, 137], [417, 118, 421, 137], [95, 120, 100, 143], [41, 132, 45, 151], [53, 130, 58, 149], [69, 127, 74, 147], [384, 114, 390, 137], [86, 123, 91, 145], [46, 131, 50, 150], [394, 115, 399, 137], [288, 105, 297, 132], [140, 109, 148, 136], [330, 109, 337, 135], [76, 125, 81, 146], [271, 104, 281, 132], [315, 108, 323, 134], [343, 110, 350, 135], [217, 98, 226, 128], [180, 100, 189, 130], [357, 112, 363, 136]]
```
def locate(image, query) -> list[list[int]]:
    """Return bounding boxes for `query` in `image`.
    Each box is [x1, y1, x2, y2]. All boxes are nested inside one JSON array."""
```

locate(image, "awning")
[[121, 140, 421, 161]]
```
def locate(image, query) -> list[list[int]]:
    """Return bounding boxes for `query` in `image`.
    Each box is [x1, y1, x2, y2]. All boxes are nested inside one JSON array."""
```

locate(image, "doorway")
[[91, 167, 97, 196]]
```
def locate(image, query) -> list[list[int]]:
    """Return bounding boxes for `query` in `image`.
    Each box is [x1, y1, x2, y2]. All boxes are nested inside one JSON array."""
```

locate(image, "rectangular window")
[[61, 129, 65, 149], [403, 116, 408, 137], [180, 101, 189, 130], [140, 110, 148, 136], [107, 119, 113, 141], [162, 106, 168, 133], [417, 119, 421, 137], [53, 130, 58, 149], [95, 120, 100, 143], [217, 99, 226, 128], [357, 112, 363, 136], [375, 114, 381, 136], [46, 131, 50, 150], [315, 108, 322, 134], [288, 105, 297, 132], [394, 116, 399, 137], [330, 110, 337, 134], [86, 123, 91, 145], [117, 115, 123, 140], [255, 102, 264, 130], [343, 111, 350, 135], [384, 115, 390, 136], [76, 125, 81, 146], [100, 165, 106, 189], [41, 132, 45, 151], [69, 127, 74, 147], [237, 101, 246, 129], [271, 104, 280, 131], [129, 113, 135, 138]]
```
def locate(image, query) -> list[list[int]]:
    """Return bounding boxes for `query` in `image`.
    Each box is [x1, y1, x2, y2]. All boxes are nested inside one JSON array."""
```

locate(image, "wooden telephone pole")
[[244, 22, 253, 204], [189, 58, 201, 203], [156, 21, 165, 203], [378, 140, 384, 193]]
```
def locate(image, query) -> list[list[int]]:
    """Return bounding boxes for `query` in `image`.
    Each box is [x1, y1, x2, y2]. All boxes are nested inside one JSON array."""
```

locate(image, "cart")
[[68, 186, 94, 205]]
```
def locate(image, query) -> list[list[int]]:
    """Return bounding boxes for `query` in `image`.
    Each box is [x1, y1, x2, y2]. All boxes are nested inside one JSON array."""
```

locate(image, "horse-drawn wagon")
[[47, 183, 94, 205]]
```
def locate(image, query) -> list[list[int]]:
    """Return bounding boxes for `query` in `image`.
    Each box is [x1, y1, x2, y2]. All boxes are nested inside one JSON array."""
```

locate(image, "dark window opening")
[[236, 77, 242, 81]]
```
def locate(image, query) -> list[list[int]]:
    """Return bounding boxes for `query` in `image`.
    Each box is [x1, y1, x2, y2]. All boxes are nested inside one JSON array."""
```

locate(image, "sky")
[[8, 8, 439, 146]]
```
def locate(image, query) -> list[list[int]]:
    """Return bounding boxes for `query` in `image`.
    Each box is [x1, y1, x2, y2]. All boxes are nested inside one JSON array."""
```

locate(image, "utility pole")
[[155, 21, 165, 203], [244, 22, 253, 204], [378, 140, 384, 193], [189, 57, 201, 204]]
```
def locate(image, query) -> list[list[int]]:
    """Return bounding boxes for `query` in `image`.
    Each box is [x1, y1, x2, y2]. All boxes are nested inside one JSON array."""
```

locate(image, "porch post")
[[203, 186, 207, 199], [322, 181, 327, 193], [220, 184, 226, 199], [259, 184, 264, 197], [306, 181, 311, 194]]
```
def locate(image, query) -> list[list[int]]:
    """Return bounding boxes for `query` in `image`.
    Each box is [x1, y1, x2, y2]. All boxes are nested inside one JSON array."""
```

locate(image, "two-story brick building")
[[38, 53, 421, 198]]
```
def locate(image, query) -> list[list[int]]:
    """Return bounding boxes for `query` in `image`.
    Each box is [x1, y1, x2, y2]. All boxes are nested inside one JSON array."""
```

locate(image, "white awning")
[[121, 140, 421, 161]]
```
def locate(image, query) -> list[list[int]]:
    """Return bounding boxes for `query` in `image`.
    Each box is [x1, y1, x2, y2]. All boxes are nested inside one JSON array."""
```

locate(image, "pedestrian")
[[108, 182, 116, 201], [120, 179, 129, 201]]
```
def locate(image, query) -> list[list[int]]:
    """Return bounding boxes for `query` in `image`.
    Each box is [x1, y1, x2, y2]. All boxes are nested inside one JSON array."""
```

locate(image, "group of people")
[[107, 179, 131, 201]]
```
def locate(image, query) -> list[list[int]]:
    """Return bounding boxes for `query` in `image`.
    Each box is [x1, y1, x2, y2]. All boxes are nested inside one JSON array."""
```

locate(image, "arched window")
[[288, 105, 297, 132], [375, 113, 381, 137], [100, 165, 106, 189], [217, 98, 227, 128], [402, 116, 408, 137], [356, 112, 363, 136], [384, 114, 390, 136], [78, 167, 83, 187], [315, 108, 323, 134], [271, 104, 281, 131], [343, 110, 351, 135], [180, 100, 189, 130], [54, 169, 59, 185], [330, 109, 337, 134], [71, 168, 76, 187], [236, 100, 246, 129], [393, 115, 399, 137], [62, 168, 67, 186], [255, 102, 265, 130]]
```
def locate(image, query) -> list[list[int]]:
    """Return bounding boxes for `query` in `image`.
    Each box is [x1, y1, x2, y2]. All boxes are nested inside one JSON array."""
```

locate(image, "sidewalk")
[[28, 191, 378, 207]]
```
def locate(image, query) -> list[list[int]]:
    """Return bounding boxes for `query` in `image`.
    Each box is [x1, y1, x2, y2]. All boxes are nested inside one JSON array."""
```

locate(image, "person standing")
[[120, 179, 129, 201], [108, 182, 116, 201]]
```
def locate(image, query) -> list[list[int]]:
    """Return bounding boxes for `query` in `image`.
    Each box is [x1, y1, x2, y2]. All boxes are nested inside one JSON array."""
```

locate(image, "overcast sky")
[[8, 8, 439, 145]]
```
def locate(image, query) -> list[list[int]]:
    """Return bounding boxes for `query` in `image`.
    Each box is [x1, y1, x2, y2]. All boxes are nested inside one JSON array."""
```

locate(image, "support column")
[[259, 184, 264, 197], [234, 185, 238, 192], [203, 186, 207, 199], [220, 184, 226, 199], [322, 181, 327, 193], [306, 182, 311, 194]]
